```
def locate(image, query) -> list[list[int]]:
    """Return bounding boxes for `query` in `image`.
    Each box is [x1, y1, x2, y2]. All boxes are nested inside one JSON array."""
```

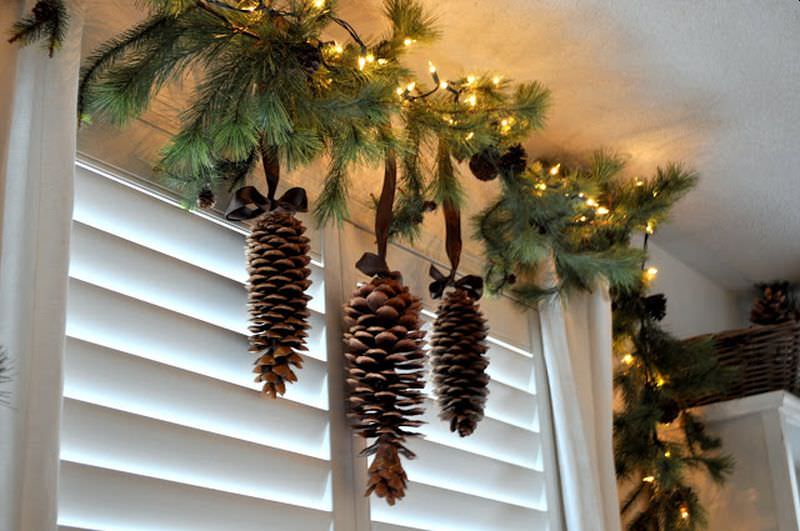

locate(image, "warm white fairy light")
[[439, 80, 448, 90], [465, 132, 475, 141], [549, 163, 561, 176], [466, 94, 477, 107], [644, 266, 659, 282], [536, 182, 547, 191], [643, 476, 655, 483], [680, 505, 690, 520], [585, 198, 598, 207], [358, 56, 366, 70], [312, 0, 325, 8], [596, 206, 610, 215], [403, 37, 414, 46], [395, 86, 405, 95], [622, 353, 635, 365], [366, 53, 375, 63], [428, 61, 437, 74], [492, 75, 502, 85], [646, 221, 655, 234], [332, 42, 343, 54], [635, 179, 644, 187], [466, 74, 477, 85]]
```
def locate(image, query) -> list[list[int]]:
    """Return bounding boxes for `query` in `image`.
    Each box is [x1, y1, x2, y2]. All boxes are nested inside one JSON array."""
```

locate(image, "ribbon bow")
[[429, 264, 484, 300], [356, 252, 403, 283], [225, 186, 308, 222]]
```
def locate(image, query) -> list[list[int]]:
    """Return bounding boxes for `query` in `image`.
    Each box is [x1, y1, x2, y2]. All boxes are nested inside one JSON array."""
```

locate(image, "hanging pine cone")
[[196, 187, 216, 210], [469, 147, 500, 181], [248, 211, 312, 398], [751, 282, 797, 325], [430, 286, 490, 437], [343, 274, 426, 505]]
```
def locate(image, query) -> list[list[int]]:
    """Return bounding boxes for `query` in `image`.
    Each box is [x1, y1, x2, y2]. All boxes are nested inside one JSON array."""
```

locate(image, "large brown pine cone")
[[247, 211, 312, 398], [751, 283, 796, 325], [343, 275, 427, 505], [430, 287, 490, 437]]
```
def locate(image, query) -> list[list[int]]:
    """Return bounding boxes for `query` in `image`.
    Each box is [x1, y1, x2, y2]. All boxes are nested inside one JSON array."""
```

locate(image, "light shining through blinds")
[[58, 163, 333, 531]]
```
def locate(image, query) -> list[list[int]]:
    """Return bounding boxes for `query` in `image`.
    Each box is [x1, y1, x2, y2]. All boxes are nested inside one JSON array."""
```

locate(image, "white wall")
[[642, 237, 743, 338]]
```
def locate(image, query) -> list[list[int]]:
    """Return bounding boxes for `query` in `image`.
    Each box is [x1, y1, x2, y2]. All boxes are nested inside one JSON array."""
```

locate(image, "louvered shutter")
[[58, 162, 333, 531]]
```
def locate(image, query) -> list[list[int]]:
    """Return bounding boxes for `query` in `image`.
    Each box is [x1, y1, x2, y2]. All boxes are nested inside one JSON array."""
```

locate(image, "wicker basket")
[[690, 319, 800, 407]]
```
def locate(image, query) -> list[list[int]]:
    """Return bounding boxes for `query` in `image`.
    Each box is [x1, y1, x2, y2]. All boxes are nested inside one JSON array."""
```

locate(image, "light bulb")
[[358, 56, 366, 70], [406, 81, 416, 92], [585, 198, 598, 207], [680, 505, 690, 519], [622, 354, 635, 365], [643, 476, 655, 483], [492, 75, 502, 85], [466, 74, 476, 85], [549, 163, 561, 176], [366, 53, 375, 63], [536, 182, 547, 191], [428, 61, 437, 74], [395, 87, 405, 96], [635, 179, 644, 187], [312, 0, 325, 8], [646, 221, 655, 234], [403, 37, 413, 46], [377, 58, 387, 65], [333, 43, 343, 54], [596, 206, 610, 215], [439, 80, 448, 90], [466, 94, 477, 107], [656, 375, 665, 387], [644, 266, 658, 282], [664, 450, 671, 458], [465, 132, 475, 141]]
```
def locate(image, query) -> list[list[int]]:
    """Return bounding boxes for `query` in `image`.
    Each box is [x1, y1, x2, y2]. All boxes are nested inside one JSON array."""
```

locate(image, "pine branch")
[[8, 0, 69, 57]]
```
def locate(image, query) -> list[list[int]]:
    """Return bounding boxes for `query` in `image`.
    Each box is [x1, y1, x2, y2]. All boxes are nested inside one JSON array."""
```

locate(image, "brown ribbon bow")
[[225, 186, 308, 221]]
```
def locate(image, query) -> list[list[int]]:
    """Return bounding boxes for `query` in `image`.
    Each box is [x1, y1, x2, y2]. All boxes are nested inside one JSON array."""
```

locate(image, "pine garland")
[[474, 149, 733, 529], [8, 0, 68, 57]]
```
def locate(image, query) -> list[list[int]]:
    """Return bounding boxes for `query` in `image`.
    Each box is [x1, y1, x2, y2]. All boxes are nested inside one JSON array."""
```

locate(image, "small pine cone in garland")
[[197, 187, 216, 210], [343, 275, 426, 505], [248, 211, 312, 398], [469, 147, 500, 181], [751, 282, 797, 325], [430, 287, 490, 437]]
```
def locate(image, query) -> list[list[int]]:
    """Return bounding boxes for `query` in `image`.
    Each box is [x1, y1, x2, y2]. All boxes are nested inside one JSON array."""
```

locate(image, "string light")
[[466, 74, 477, 85], [358, 56, 367, 70], [465, 132, 474, 141], [585, 198, 598, 207], [466, 94, 477, 107], [403, 37, 414, 46], [622, 354, 635, 365], [312, 0, 325, 8], [646, 221, 655, 234], [578, 215, 588, 222], [656, 375, 665, 388], [406, 81, 416, 92], [428, 61, 437, 74], [664, 450, 671, 458], [596, 206, 610, 215], [680, 505, 690, 520], [549, 163, 561, 176], [635, 179, 644, 187], [439, 80, 449, 90], [492, 75, 502, 85], [536, 182, 547, 191], [643, 476, 655, 483], [366, 53, 375, 63], [377, 58, 387, 65], [644, 266, 658, 282]]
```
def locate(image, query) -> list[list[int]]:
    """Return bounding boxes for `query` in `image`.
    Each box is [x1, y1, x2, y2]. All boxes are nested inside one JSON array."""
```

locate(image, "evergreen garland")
[[475, 149, 734, 529]]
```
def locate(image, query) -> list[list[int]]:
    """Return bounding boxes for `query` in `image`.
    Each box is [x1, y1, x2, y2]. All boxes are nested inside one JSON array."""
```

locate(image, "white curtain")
[[539, 284, 622, 531], [0, 1, 84, 529]]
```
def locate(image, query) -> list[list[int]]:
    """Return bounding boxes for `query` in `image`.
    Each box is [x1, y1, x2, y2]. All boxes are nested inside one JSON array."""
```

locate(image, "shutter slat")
[[69, 221, 325, 328], [64, 338, 330, 460], [371, 481, 549, 531], [420, 399, 542, 470], [403, 438, 546, 509], [59, 461, 332, 531], [66, 279, 328, 407], [61, 398, 331, 510]]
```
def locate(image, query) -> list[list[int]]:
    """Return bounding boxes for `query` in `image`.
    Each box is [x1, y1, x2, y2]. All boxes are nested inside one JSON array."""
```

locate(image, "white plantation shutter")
[[58, 160, 562, 531], [337, 225, 563, 531], [58, 162, 334, 530]]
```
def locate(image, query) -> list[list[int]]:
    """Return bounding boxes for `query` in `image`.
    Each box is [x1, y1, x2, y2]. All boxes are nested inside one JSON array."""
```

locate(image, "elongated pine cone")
[[343, 275, 426, 505], [248, 211, 312, 398], [431, 287, 490, 437]]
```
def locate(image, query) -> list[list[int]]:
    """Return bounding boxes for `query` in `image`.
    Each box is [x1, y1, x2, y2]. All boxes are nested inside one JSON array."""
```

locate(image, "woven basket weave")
[[690, 320, 800, 407]]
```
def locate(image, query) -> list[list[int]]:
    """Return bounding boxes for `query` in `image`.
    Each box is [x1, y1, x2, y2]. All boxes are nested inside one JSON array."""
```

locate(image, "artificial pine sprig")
[[8, 0, 69, 57]]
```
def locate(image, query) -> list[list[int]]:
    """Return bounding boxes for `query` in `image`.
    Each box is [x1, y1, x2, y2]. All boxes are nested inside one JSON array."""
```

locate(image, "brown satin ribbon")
[[356, 147, 400, 280], [225, 144, 308, 221]]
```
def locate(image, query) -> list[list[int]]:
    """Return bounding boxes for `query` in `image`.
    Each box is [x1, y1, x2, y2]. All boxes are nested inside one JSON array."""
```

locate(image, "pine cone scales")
[[247, 211, 312, 398], [431, 287, 490, 437], [343, 275, 427, 505]]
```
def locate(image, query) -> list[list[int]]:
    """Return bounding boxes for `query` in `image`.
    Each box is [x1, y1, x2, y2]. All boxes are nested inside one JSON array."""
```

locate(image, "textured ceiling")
[[79, 1, 800, 289]]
